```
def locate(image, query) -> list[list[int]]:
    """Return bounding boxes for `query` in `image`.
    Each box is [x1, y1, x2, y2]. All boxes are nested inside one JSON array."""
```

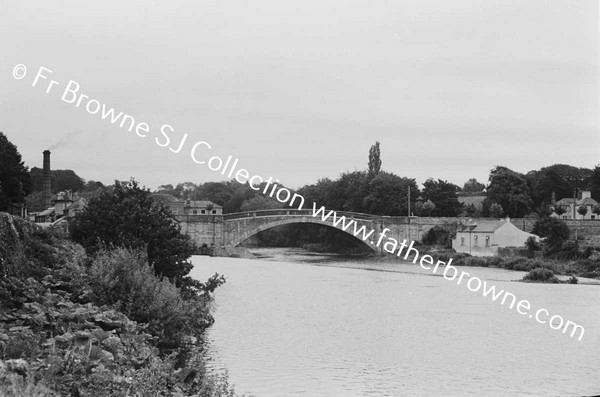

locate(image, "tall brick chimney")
[[42, 150, 52, 209]]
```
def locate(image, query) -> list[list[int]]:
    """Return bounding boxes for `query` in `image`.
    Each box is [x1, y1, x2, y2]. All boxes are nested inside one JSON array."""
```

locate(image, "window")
[[201, 210, 206, 214], [592, 215, 596, 220], [461, 237, 465, 246], [563, 216, 567, 219], [473, 235, 478, 246], [212, 210, 217, 214], [485, 235, 490, 247], [192, 210, 197, 215]]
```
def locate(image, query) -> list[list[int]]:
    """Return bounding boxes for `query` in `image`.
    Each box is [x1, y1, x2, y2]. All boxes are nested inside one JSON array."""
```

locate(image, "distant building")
[[167, 200, 223, 216], [32, 191, 87, 225], [551, 191, 598, 220], [452, 218, 540, 257]]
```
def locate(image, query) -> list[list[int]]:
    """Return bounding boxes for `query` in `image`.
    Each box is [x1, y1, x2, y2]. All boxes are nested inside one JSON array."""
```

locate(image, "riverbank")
[[0, 213, 237, 396], [243, 246, 600, 285]]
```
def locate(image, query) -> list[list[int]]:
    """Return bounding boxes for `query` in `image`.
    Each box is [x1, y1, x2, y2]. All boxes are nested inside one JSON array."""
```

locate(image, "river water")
[[190, 248, 600, 396]]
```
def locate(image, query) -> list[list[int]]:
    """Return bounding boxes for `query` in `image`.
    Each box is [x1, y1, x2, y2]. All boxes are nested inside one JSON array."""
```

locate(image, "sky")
[[1, 0, 598, 191]]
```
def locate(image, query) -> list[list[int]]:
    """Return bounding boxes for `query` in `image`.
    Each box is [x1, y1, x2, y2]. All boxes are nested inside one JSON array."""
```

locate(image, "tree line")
[[2, 132, 599, 219]]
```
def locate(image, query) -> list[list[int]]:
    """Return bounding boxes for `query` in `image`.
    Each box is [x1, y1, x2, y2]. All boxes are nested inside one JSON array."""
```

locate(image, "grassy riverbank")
[[0, 213, 238, 396]]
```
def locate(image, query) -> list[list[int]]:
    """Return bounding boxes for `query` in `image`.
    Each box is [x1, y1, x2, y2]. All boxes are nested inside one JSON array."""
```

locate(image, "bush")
[[87, 247, 215, 348], [522, 268, 559, 283], [532, 217, 569, 254], [70, 179, 196, 282], [422, 225, 453, 247], [525, 236, 540, 251]]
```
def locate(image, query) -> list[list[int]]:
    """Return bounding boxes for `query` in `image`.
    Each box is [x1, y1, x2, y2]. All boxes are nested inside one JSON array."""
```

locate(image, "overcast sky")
[[1, 0, 598, 191]]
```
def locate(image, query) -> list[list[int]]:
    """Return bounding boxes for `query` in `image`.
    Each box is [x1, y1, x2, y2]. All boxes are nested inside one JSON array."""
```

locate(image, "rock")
[[55, 332, 74, 348], [4, 359, 28, 376], [74, 330, 91, 344]]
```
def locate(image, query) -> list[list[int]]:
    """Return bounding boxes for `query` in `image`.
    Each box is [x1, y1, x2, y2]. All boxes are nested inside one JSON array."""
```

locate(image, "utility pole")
[[407, 186, 411, 216]]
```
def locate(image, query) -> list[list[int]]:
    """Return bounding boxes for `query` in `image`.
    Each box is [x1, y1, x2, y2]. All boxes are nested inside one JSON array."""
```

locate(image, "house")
[[32, 191, 87, 224], [452, 218, 540, 257], [551, 190, 598, 220], [167, 200, 223, 216]]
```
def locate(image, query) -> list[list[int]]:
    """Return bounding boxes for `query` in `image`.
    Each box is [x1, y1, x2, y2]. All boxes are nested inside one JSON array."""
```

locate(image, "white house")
[[452, 218, 540, 257], [551, 190, 598, 220]]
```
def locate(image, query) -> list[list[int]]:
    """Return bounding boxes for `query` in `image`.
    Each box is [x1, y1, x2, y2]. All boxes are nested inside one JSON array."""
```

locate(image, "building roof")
[[37, 208, 55, 217], [183, 200, 223, 208], [458, 219, 507, 233], [554, 197, 598, 207]]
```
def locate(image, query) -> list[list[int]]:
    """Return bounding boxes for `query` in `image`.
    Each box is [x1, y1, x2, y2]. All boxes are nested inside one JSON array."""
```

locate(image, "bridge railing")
[[223, 208, 383, 222]]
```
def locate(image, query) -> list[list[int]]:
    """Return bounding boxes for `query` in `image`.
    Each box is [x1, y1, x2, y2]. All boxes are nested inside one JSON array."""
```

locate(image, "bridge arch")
[[224, 213, 379, 252]]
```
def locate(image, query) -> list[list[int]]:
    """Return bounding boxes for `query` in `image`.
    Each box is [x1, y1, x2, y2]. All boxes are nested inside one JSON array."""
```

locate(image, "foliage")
[[553, 205, 567, 216], [240, 195, 283, 211], [69, 179, 196, 282], [422, 200, 435, 216], [462, 178, 485, 193], [87, 248, 215, 348], [368, 141, 382, 175], [0, 212, 235, 396], [532, 217, 570, 253], [522, 268, 559, 283], [577, 205, 588, 217], [29, 167, 85, 194], [0, 132, 31, 211], [530, 169, 571, 209], [421, 178, 461, 216], [362, 172, 417, 216], [484, 166, 533, 217], [524, 236, 540, 251], [421, 225, 452, 247], [489, 203, 504, 218], [588, 165, 600, 201], [593, 204, 600, 215]]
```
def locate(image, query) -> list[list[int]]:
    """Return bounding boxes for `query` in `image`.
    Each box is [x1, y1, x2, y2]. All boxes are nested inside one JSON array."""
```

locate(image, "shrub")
[[87, 247, 215, 348], [522, 268, 559, 283], [525, 236, 540, 251], [70, 179, 196, 282], [532, 217, 569, 254], [422, 225, 453, 247]]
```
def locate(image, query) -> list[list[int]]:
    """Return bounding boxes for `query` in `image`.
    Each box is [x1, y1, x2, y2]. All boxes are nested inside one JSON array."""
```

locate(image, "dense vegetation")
[[70, 179, 197, 283], [0, 213, 234, 396], [0, 132, 31, 211]]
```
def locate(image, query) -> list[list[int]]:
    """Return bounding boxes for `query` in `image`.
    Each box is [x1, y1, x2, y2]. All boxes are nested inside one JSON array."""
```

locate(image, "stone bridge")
[[173, 209, 600, 252], [174, 209, 420, 253]]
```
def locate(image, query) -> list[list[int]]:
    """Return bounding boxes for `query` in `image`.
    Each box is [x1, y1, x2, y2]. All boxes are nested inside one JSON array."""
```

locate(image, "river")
[[189, 248, 599, 396]]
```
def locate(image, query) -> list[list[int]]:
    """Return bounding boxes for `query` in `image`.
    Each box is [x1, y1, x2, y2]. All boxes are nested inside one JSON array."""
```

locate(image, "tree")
[[593, 205, 600, 216], [70, 179, 196, 283], [0, 132, 32, 210], [532, 217, 569, 253], [532, 170, 571, 208], [368, 141, 382, 176], [589, 165, 600, 201], [553, 206, 567, 216], [30, 167, 85, 193], [240, 195, 283, 211], [462, 178, 485, 193], [489, 203, 504, 218], [524, 236, 540, 251], [577, 205, 588, 218], [421, 178, 461, 216], [485, 166, 533, 217], [414, 201, 424, 216], [423, 200, 435, 216], [361, 172, 418, 216]]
